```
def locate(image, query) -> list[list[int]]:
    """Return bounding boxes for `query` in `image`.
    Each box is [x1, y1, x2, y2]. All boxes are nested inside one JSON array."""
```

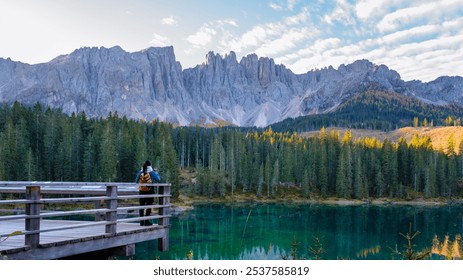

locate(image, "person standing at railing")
[[135, 160, 161, 226]]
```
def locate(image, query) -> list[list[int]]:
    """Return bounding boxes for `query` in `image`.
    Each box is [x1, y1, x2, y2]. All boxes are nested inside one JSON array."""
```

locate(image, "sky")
[[0, 0, 462, 82]]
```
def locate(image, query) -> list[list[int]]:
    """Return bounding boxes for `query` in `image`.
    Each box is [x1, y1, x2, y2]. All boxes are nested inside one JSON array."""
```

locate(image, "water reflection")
[[133, 203, 463, 260], [432, 234, 462, 259]]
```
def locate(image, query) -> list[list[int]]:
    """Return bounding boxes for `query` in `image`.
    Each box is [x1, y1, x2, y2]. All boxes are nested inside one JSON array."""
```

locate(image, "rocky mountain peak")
[[0, 46, 462, 127]]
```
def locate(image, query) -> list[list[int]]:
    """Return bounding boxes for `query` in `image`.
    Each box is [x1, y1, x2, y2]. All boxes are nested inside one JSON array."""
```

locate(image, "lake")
[[132, 203, 463, 260]]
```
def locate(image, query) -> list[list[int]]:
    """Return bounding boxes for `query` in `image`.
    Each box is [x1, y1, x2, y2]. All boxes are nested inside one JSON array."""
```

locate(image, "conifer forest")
[[0, 102, 462, 200]]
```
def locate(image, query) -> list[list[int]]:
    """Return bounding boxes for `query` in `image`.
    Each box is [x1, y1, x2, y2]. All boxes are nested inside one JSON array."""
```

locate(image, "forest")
[[0, 102, 462, 200], [270, 90, 463, 132]]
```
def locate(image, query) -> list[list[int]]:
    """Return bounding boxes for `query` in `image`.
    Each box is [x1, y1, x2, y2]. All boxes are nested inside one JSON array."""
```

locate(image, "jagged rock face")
[[0, 46, 462, 127]]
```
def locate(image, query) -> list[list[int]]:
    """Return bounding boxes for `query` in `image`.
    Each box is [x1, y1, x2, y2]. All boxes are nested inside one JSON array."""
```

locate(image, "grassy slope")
[[302, 126, 463, 153]]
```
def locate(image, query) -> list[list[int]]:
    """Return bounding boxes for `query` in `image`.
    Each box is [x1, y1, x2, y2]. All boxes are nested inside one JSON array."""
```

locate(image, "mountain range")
[[0, 46, 462, 127]]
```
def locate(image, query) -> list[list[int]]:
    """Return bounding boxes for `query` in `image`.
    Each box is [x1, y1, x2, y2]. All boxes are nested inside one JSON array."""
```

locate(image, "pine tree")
[[436, 150, 448, 197], [271, 159, 280, 197], [353, 147, 366, 199], [447, 133, 456, 156], [158, 124, 180, 198], [301, 169, 310, 198], [447, 155, 457, 199], [318, 143, 329, 198], [264, 155, 272, 197], [257, 164, 264, 197], [43, 111, 59, 180], [397, 137, 410, 186], [99, 121, 117, 181], [83, 130, 99, 181]]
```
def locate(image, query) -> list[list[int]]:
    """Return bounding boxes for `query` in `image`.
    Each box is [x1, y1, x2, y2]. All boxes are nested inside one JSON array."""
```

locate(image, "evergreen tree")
[[257, 164, 264, 197], [301, 169, 310, 198], [447, 155, 458, 199], [43, 110, 59, 180], [447, 133, 456, 156], [99, 121, 117, 181], [318, 143, 329, 198], [397, 137, 410, 186], [271, 159, 280, 197], [83, 130, 99, 181], [353, 146, 366, 198]]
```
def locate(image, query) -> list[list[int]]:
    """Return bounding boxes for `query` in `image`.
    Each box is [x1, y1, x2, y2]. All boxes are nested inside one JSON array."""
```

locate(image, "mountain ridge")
[[269, 90, 463, 132], [0, 45, 462, 127]]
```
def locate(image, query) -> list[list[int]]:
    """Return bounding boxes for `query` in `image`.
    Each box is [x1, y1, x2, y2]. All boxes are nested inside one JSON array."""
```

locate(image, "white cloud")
[[217, 18, 239, 27], [185, 18, 239, 51], [227, 7, 310, 53], [442, 17, 463, 29], [284, 7, 309, 25], [355, 0, 402, 21], [388, 33, 463, 58], [186, 25, 217, 47], [149, 33, 171, 47], [311, 37, 342, 53], [228, 25, 268, 52], [161, 16, 178, 25], [377, 0, 463, 33], [287, 0, 298, 10], [323, 0, 356, 25], [380, 24, 439, 45], [280, 16, 463, 81], [255, 27, 312, 57], [269, 0, 298, 11], [269, 2, 284, 11]]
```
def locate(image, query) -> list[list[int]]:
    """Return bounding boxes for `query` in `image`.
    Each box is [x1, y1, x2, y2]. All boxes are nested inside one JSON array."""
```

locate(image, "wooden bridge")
[[0, 181, 171, 260]]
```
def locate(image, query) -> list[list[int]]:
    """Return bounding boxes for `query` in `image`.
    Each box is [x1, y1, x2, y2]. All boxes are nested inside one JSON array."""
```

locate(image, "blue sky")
[[1, 0, 462, 82]]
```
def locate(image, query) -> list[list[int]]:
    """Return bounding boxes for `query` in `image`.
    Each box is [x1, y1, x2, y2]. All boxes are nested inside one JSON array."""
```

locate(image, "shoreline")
[[171, 195, 463, 212]]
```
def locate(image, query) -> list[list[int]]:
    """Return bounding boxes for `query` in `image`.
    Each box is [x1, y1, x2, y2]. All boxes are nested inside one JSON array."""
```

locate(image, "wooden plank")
[[1, 181, 171, 259], [5, 228, 168, 259], [1, 219, 161, 248]]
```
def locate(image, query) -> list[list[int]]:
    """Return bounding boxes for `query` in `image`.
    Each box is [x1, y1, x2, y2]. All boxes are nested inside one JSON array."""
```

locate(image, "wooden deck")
[[0, 219, 168, 259], [0, 182, 171, 259]]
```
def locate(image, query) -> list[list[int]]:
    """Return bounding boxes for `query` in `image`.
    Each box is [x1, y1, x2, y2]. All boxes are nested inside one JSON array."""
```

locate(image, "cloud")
[[186, 26, 217, 47], [388, 33, 463, 58], [180, 0, 461, 82], [217, 18, 239, 27], [226, 7, 310, 53], [380, 24, 439, 45], [355, 0, 401, 21], [281, 16, 463, 81], [323, 0, 356, 25], [149, 33, 171, 47], [287, 0, 298, 10], [377, 0, 463, 33], [255, 27, 312, 57], [186, 18, 239, 49], [269, 2, 284, 11], [284, 7, 309, 25], [442, 17, 463, 29], [269, 0, 298, 11], [161, 16, 178, 25]]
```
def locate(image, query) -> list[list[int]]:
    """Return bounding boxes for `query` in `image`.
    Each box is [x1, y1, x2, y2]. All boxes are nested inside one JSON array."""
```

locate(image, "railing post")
[[94, 199, 104, 221], [158, 184, 170, 251], [25, 186, 41, 248], [105, 185, 118, 235]]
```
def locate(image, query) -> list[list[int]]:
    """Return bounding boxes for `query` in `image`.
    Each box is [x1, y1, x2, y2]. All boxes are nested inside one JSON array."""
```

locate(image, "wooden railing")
[[0, 182, 171, 251]]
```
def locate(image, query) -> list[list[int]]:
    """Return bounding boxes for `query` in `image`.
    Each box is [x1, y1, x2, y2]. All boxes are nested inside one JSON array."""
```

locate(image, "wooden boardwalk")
[[0, 182, 171, 259]]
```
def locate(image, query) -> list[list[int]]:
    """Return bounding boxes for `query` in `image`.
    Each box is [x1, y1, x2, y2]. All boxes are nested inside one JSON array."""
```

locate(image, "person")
[[135, 160, 161, 226]]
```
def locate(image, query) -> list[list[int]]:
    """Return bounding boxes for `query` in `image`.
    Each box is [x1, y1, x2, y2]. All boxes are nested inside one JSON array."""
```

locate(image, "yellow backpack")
[[138, 172, 151, 191]]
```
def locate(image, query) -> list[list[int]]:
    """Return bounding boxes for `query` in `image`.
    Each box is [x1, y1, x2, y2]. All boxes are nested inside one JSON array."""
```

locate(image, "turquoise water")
[[133, 203, 463, 260]]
